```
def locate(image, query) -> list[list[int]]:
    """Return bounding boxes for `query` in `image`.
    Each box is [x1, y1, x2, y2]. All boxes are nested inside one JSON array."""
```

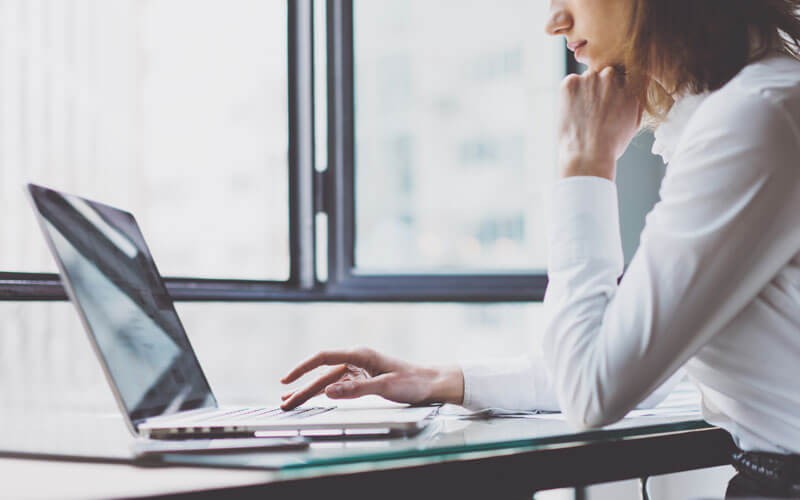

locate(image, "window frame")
[[0, 0, 572, 303], [321, 0, 553, 302]]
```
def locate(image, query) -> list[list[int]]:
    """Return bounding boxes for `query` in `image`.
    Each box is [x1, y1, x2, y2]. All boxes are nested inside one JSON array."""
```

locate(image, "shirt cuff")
[[548, 176, 624, 275], [460, 356, 557, 411]]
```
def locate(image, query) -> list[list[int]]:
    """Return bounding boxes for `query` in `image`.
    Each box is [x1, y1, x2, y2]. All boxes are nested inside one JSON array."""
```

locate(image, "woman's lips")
[[567, 40, 587, 52]]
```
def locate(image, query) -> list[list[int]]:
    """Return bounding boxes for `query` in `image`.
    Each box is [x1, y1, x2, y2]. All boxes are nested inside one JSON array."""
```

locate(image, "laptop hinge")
[[132, 418, 145, 434]]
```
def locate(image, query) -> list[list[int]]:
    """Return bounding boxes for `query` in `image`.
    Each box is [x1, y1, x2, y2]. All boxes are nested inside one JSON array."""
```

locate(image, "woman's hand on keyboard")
[[279, 347, 463, 410]]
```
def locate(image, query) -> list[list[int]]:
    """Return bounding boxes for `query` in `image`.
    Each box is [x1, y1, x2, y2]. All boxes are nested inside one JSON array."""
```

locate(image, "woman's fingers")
[[557, 64, 642, 180], [283, 367, 361, 401], [325, 375, 388, 400], [281, 348, 381, 384], [280, 364, 350, 410], [281, 389, 321, 409]]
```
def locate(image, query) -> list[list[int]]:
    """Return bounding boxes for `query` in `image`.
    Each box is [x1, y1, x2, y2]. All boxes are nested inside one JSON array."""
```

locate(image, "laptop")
[[27, 183, 436, 440]]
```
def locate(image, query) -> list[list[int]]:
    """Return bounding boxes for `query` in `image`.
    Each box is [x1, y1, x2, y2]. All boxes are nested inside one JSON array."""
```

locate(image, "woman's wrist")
[[428, 365, 464, 405], [559, 155, 616, 181]]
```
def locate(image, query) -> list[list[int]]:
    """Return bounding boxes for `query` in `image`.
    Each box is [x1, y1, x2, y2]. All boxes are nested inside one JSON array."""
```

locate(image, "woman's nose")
[[545, 6, 572, 36]]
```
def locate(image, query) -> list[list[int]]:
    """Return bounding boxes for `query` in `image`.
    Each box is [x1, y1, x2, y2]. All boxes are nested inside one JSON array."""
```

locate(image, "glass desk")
[[0, 405, 734, 499]]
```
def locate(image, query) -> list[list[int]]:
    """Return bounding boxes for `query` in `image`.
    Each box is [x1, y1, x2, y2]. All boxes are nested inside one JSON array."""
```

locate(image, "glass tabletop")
[[0, 407, 711, 472]]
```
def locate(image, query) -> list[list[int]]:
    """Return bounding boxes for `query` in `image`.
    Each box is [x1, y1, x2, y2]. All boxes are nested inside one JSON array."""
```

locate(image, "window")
[[0, 0, 289, 281], [353, 0, 563, 274], [1, 0, 570, 301], [0, 0, 666, 426]]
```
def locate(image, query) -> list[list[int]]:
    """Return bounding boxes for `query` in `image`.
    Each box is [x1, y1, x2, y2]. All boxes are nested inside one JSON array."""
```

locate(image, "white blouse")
[[461, 51, 800, 454]]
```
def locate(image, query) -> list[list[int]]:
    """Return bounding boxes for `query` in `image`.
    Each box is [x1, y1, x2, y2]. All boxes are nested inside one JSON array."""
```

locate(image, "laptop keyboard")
[[200, 406, 334, 423]]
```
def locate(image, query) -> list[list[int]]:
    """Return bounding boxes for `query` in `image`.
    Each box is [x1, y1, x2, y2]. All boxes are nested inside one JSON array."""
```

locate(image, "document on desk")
[[442, 380, 702, 421], [439, 406, 559, 419]]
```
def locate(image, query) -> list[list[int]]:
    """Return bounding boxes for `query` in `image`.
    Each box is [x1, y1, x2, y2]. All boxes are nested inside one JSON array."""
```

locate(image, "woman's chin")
[[576, 54, 601, 70], [583, 57, 619, 72]]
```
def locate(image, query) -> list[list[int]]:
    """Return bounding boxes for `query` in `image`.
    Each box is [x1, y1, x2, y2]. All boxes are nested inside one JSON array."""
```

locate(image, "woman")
[[282, 1, 800, 496]]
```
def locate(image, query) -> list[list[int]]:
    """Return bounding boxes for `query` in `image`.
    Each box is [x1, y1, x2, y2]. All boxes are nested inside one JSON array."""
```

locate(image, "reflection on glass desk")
[[1, 383, 710, 470], [0, 397, 736, 499], [1, 406, 712, 469]]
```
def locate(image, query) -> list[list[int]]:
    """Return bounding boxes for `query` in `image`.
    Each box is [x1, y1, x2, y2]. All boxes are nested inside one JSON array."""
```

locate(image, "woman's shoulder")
[[669, 54, 800, 171], [685, 53, 800, 145], [718, 51, 800, 111]]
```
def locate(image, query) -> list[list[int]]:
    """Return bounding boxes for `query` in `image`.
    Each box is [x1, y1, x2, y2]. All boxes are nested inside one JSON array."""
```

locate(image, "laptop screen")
[[28, 184, 216, 423]]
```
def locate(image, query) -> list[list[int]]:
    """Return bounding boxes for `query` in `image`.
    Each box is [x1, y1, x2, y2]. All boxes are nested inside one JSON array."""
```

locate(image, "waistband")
[[732, 450, 800, 492]]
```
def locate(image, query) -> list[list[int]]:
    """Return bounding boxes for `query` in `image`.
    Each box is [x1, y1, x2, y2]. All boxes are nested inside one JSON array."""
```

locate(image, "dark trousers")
[[726, 472, 799, 498]]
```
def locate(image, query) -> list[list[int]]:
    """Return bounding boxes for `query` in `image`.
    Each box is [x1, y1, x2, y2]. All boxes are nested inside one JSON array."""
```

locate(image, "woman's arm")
[[280, 74, 800, 420], [544, 87, 800, 429]]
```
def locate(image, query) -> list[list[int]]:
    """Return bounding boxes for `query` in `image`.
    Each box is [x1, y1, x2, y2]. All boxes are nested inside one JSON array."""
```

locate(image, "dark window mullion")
[[330, 274, 549, 302], [288, 0, 317, 289], [326, 0, 356, 285], [0, 272, 300, 302], [0, 272, 65, 301], [0, 271, 546, 302]]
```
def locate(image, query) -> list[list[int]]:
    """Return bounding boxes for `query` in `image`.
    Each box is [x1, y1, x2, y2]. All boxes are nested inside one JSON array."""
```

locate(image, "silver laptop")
[[28, 183, 436, 440]]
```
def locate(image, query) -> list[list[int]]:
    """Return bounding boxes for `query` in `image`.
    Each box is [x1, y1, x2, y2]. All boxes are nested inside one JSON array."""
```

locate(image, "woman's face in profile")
[[545, 0, 636, 70]]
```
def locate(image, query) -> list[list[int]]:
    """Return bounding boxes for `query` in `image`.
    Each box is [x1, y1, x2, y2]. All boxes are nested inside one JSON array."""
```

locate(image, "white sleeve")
[[460, 354, 683, 411], [543, 90, 800, 429], [460, 177, 683, 412], [461, 354, 559, 411]]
